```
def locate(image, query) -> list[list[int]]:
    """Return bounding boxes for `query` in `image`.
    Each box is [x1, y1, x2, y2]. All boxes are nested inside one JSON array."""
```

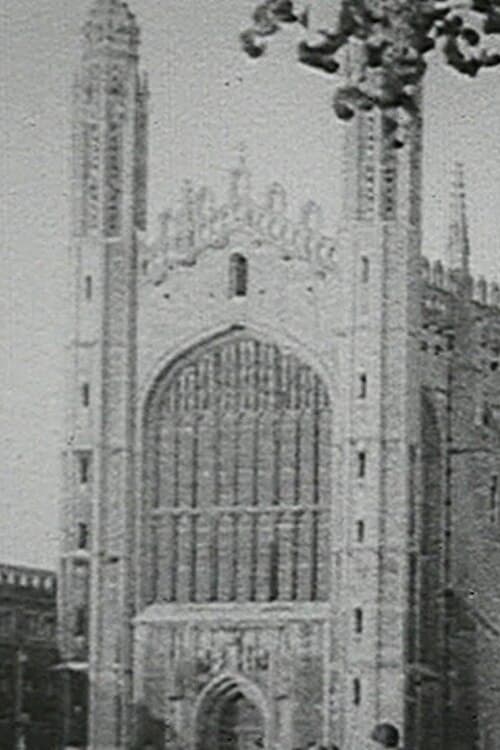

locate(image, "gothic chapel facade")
[[59, 2, 500, 749]]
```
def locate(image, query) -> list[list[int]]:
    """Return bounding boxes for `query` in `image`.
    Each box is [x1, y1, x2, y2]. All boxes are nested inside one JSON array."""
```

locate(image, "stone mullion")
[[318, 402, 332, 600], [256, 513, 273, 603], [256, 413, 274, 601], [176, 513, 192, 604], [231, 414, 242, 601], [196, 412, 214, 602], [169, 414, 181, 601], [250, 413, 260, 601], [297, 510, 313, 602], [237, 512, 253, 602], [157, 412, 175, 601], [236, 412, 254, 600], [210, 351, 222, 601], [278, 512, 294, 601], [291, 409, 302, 600], [217, 514, 234, 602], [298, 408, 315, 600], [310, 381, 322, 600], [190, 408, 199, 602]]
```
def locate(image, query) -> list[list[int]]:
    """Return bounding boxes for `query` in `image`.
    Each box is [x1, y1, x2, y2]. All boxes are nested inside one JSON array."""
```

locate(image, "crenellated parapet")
[[0, 563, 56, 596], [421, 255, 500, 311], [420, 255, 500, 379], [142, 161, 337, 286]]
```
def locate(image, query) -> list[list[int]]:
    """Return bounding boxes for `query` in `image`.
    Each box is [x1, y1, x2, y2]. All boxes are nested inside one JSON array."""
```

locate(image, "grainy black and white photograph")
[[2, 1, 500, 748]]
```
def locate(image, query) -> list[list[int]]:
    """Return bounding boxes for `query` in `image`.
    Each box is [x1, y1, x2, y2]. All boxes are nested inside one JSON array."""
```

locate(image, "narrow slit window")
[[85, 275, 92, 301], [74, 607, 86, 637], [490, 475, 498, 523], [357, 451, 366, 478], [229, 253, 248, 297], [78, 523, 88, 550], [354, 607, 363, 634], [361, 256, 370, 283], [79, 455, 90, 485], [359, 374, 367, 399], [353, 678, 361, 706], [269, 539, 279, 602], [82, 383, 90, 407], [356, 520, 365, 543]]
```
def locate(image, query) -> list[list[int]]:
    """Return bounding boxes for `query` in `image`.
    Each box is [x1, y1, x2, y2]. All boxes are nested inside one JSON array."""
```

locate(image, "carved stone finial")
[[84, 0, 140, 55]]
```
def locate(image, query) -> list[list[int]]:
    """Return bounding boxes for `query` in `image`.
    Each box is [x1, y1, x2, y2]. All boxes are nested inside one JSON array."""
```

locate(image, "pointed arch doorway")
[[196, 677, 266, 750]]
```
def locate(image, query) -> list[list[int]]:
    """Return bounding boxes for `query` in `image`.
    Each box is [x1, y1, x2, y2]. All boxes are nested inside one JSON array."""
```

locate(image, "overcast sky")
[[1, 0, 500, 569]]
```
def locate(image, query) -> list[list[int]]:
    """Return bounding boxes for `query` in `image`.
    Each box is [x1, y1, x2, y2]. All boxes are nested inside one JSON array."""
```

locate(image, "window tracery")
[[143, 333, 332, 604]]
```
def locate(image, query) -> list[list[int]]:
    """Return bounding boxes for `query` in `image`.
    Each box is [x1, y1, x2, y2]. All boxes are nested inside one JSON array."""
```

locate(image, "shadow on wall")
[[132, 704, 166, 750]]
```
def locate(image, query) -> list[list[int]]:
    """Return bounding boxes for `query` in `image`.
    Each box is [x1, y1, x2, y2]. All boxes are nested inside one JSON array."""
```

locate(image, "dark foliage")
[[241, 0, 500, 127]]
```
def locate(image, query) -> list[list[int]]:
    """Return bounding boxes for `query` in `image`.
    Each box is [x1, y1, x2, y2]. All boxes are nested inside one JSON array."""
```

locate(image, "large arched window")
[[142, 330, 332, 605]]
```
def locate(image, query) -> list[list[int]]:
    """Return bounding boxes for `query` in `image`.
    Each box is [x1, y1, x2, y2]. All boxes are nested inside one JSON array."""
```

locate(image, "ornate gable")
[[142, 159, 337, 286]]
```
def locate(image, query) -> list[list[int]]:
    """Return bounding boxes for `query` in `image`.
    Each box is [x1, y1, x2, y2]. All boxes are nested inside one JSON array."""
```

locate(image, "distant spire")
[[84, 0, 140, 55], [447, 161, 470, 275]]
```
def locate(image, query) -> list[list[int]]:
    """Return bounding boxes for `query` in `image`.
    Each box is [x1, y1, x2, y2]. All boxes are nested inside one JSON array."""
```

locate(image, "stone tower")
[[336, 47, 424, 746], [59, 1, 147, 747]]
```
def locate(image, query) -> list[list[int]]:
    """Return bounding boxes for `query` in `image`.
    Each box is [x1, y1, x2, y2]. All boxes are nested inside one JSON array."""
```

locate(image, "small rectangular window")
[[359, 374, 367, 399], [490, 475, 498, 523], [74, 607, 86, 637], [354, 608, 363, 634], [78, 523, 88, 550], [361, 256, 370, 283], [357, 451, 366, 478], [85, 275, 92, 301], [79, 455, 89, 485], [353, 678, 361, 706], [229, 253, 248, 298], [356, 520, 365, 543], [82, 383, 90, 407]]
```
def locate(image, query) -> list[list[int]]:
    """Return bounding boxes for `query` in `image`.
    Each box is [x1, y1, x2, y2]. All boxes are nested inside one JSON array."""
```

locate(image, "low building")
[[0, 563, 58, 750]]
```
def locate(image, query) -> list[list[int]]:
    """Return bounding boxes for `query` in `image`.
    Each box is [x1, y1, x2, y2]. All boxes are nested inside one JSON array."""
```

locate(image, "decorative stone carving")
[[144, 160, 337, 284], [84, 0, 140, 56]]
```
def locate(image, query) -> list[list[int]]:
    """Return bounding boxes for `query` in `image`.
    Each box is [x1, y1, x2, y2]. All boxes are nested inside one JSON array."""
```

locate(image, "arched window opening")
[[229, 253, 248, 297]]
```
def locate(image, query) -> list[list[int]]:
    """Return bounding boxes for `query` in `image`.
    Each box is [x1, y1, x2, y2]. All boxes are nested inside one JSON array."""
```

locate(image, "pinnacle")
[[84, 0, 140, 52]]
